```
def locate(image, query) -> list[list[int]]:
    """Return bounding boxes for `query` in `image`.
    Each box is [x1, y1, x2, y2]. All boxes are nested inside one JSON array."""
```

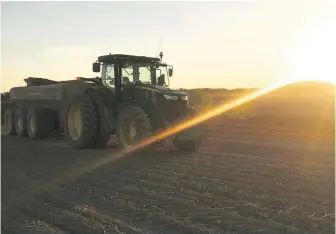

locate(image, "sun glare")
[[26, 11, 336, 196], [287, 19, 336, 85]]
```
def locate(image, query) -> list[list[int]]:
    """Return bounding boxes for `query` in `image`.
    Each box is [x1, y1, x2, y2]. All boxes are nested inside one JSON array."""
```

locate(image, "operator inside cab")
[[132, 65, 141, 84], [122, 76, 131, 85], [157, 74, 166, 86]]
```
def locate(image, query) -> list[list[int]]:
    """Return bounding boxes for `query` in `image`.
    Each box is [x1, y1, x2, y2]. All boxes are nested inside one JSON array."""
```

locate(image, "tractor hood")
[[135, 84, 187, 96]]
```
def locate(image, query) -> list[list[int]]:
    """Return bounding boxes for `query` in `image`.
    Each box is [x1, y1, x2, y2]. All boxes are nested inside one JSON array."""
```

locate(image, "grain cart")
[[2, 53, 206, 150]]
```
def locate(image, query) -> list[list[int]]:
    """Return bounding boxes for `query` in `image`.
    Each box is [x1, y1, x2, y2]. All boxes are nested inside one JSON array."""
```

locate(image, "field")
[[1, 82, 335, 234]]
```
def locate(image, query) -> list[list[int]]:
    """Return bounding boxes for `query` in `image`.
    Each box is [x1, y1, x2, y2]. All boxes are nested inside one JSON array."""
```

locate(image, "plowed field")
[[1, 117, 335, 234]]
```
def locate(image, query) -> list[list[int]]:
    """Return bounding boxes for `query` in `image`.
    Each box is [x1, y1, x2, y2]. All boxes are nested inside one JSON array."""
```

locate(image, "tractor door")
[[118, 63, 135, 104], [101, 63, 118, 107]]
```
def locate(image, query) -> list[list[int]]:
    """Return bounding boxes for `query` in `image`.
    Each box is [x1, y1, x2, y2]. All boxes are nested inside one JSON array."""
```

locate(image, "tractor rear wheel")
[[65, 97, 99, 149], [116, 106, 152, 149], [91, 96, 111, 149], [3, 109, 16, 136]]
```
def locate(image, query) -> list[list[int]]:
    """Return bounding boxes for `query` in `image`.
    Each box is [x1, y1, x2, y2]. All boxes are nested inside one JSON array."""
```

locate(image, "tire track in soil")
[[65, 182, 297, 233], [139, 163, 334, 200], [19, 139, 330, 234], [68, 167, 316, 233], [1, 182, 328, 234], [36, 188, 222, 234], [138, 158, 334, 189], [6, 165, 331, 234], [4, 189, 142, 234], [3, 176, 221, 233], [200, 146, 335, 167], [206, 136, 334, 155], [2, 121, 335, 234], [2, 208, 69, 234], [125, 155, 334, 199], [131, 171, 332, 212], [82, 168, 333, 231], [90, 165, 332, 212], [149, 143, 334, 171]]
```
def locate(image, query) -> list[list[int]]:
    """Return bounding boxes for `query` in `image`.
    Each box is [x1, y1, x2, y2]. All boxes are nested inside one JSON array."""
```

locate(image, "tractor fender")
[[117, 102, 152, 117]]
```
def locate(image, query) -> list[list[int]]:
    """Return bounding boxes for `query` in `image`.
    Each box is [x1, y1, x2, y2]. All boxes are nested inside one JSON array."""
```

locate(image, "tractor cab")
[[92, 54, 188, 124], [92, 53, 173, 89]]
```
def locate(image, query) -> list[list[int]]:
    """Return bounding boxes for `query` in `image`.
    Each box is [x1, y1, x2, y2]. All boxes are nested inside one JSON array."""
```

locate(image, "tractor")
[[2, 53, 206, 150]]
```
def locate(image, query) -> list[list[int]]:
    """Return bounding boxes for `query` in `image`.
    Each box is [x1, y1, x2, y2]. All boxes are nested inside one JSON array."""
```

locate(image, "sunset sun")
[[287, 19, 336, 85]]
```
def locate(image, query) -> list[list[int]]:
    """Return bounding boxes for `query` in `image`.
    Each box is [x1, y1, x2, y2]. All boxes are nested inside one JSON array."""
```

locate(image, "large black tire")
[[65, 97, 99, 149], [91, 96, 111, 149], [14, 106, 28, 137], [116, 106, 152, 149], [173, 107, 204, 151], [173, 139, 202, 151], [2, 109, 16, 136], [26, 109, 55, 139]]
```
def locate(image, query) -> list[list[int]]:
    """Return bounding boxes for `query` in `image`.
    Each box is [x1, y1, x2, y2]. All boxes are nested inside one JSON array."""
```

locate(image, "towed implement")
[[2, 53, 207, 150]]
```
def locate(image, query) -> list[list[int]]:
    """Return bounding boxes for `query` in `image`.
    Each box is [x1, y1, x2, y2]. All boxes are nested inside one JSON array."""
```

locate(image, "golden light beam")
[[136, 80, 291, 151], [56, 78, 294, 182], [23, 78, 294, 199]]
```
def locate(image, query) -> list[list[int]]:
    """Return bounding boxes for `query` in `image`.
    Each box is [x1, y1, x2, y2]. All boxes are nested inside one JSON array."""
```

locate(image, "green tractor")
[[3, 53, 207, 151]]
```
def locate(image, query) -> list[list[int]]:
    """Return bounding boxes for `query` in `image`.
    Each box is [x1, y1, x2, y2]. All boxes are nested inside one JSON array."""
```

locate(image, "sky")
[[1, 0, 335, 92]]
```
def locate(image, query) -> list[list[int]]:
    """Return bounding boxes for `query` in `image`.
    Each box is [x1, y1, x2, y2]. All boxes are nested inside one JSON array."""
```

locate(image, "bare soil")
[[1, 115, 335, 234]]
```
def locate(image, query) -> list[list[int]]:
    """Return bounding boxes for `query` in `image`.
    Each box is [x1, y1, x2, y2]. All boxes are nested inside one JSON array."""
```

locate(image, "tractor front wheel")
[[116, 106, 152, 149], [173, 139, 202, 151], [173, 107, 205, 151]]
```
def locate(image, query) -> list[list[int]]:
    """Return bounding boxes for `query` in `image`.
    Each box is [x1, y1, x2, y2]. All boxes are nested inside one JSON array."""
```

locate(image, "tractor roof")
[[98, 54, 160, 64]]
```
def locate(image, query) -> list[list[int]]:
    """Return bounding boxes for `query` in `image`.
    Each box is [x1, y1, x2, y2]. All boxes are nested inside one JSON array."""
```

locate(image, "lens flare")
[[24, 78, 295, 199], [63, 78, 294, 179]]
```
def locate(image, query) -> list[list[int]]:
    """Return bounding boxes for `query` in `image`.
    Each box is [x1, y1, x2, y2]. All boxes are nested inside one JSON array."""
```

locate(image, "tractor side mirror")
[[92, 62, 101, 73], [168, 68, 173, 77]]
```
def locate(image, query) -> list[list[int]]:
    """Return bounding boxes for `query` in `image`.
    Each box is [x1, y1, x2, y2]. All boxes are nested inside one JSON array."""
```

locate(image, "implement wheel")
[[14, 106, 28, 137], [26, 109, 54, 139], [3, 109, 16, 136]]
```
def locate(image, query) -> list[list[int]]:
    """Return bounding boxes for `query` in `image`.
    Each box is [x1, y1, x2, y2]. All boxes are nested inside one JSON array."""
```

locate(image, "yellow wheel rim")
[[129, 122, 137, 140], [120, 119, 139, 148], [68, 105, 83, 140]]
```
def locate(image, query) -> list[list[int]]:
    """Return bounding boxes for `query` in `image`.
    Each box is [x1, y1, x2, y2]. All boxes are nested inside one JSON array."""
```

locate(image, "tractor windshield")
[[155, 64, 170, 86], [102, 62, 171, 87], [121, 63, 153, 85]]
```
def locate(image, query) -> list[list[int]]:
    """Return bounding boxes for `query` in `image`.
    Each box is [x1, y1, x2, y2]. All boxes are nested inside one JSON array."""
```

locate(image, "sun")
[[287, 18, 336, 85]]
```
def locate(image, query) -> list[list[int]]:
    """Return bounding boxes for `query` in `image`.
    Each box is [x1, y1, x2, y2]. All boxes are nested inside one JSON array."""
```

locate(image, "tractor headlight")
[[164, 95, 178, 100], [181, 95, 188, 101]]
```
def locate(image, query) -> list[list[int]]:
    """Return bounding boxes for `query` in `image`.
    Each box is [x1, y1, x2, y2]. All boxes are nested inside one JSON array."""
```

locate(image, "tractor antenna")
[[155, 36, 163, 58]]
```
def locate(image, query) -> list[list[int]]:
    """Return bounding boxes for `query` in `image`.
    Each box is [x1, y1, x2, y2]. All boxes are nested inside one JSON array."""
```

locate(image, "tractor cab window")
[[121, 64, 134, 85], [138, 65, 152, 84], [120, 63, 152, 85], [155, 65, 168, 86], [156, 69, 162, 79], [102, 64, 115, 89]]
